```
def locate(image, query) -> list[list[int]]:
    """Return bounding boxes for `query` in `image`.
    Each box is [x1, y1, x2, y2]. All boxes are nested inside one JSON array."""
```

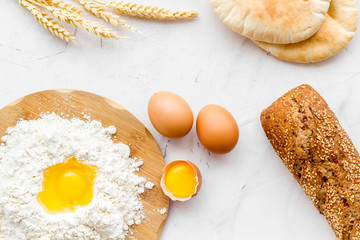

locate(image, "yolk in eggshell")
[[37, 156, 98, 214], [164, 162, 198, 198]]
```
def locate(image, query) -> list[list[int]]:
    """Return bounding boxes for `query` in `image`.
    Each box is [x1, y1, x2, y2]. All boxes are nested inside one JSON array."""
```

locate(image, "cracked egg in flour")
[[37, 155, 98, 214]]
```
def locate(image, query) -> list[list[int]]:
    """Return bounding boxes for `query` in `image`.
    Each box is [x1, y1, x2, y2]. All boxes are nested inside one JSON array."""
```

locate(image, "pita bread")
[[253, 0, 357, 63], [210, 0, 330, 44]]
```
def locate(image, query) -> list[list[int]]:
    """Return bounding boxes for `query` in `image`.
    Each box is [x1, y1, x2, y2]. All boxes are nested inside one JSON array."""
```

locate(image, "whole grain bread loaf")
[[261, 84, 360, 240]]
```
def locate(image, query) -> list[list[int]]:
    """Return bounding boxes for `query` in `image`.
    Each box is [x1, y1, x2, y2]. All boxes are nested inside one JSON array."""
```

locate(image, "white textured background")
[[1, 0, 360, 239]]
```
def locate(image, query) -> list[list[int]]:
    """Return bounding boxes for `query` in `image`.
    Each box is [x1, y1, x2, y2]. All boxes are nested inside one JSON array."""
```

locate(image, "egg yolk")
[[37, 156, 98, 214], [164, 162, 198, 198], [56, 169, 87, 201]]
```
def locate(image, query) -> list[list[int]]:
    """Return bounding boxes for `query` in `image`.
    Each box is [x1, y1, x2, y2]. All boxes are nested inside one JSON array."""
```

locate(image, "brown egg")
[[148, 91, 193, 138], [196, 104, 239, 154], [160, 160, 202, 202]]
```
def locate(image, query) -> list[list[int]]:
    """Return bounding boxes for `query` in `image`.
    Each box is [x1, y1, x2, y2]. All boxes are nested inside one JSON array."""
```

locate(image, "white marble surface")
[[1, 0, 360, 239]]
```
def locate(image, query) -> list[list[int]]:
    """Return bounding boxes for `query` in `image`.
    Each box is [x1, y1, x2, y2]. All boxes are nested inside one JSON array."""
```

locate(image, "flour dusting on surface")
[[145, 181, 155, 189], [0, 113, 152, 240], [158, 208, 167, 215]]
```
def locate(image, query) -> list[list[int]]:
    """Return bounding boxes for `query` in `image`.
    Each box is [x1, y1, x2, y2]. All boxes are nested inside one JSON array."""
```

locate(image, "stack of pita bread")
[[210, 0, 358, 63]]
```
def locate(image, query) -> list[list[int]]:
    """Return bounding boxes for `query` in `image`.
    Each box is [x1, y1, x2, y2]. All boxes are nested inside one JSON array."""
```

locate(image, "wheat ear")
[[76, 0, 138, 32], [20, 0, 75, 42], [44, 0, 83, 15], [29, 0, 121, 39], [98, 1, 198, 20]]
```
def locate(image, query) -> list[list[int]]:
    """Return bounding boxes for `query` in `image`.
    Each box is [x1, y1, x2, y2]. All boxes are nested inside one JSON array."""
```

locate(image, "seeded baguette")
[[260, 84, 360, 240]]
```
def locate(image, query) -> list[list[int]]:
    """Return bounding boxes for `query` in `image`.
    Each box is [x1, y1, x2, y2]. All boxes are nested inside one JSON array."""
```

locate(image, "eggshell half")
[[160, 160, 202, 202]]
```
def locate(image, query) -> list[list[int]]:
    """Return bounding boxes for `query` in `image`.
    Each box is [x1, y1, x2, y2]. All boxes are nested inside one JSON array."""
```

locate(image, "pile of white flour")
[[0, 113, 151, 240]]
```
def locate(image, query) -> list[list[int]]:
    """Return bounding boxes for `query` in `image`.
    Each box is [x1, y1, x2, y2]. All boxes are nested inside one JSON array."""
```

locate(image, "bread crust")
[[261, 84, 360, 240], [253, 0, 358, 63], [210, 0, 330, 44]]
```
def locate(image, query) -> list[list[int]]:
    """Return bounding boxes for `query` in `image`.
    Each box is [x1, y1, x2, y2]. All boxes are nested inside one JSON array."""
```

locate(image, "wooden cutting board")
[[0, 89, 169, 240]]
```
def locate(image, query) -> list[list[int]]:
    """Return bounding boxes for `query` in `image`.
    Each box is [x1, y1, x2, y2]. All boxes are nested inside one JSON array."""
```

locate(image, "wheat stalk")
[[98, 1, 198, 20], [20, 0, 75, 42], [29, 0, 121, 39], [76, 0, 138, 32], [19, 0, 197, 43]]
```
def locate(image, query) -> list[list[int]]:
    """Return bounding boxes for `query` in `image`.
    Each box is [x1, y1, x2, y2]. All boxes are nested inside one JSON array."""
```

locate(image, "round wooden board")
[[0, 89, 169, 240]]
